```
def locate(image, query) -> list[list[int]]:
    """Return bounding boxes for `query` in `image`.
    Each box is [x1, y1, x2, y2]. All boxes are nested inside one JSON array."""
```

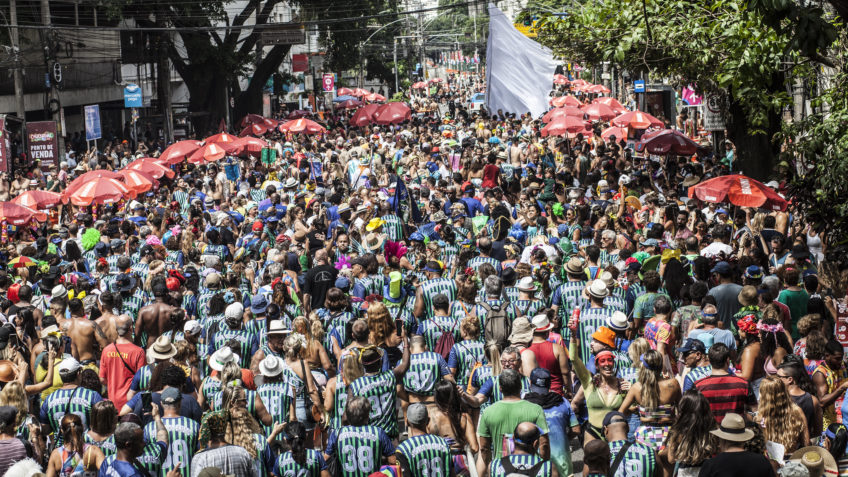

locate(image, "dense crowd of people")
[[0, 73, 843, 477]]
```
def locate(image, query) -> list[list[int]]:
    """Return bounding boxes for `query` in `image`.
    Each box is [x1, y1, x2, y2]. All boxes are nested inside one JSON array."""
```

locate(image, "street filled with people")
[[0, 73, 842, 477]]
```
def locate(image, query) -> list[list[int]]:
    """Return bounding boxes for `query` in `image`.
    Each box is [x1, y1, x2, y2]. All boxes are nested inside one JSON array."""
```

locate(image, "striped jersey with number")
[[490, 454, 552, 477], [330, 425, 394, 477], [440, 244, 460, 272], [553, 281, 587, 318], [101, 441, 166, 477], [325, 311, 356, 351], [355, 275, 384, 297], [196, 289, 216, 321], [106, 255, 122, 273], [330, 380, 349, 431], [131, 262, 150, 285], [349, 371, 399, 437], [396, 434, 452, 477], [468, 256, 502, 274], [381, 214, 404, 242], [608, 439, 656, 477], [514, 299, 544, 318], [210, 388, 258, 417], [449, 340, 486, 388], [173, 190, 190, 215], [120, 290, 146, 320], [577, 306, 617, 364], [258, 382, 295, 440], [84, 432, 116, 457], [419, 278, 457, 319], [599, 250, 619, 267], [504, 286, 520, 304], [480, 375, 530, 411], [143, 416, 199, 477], [200, 377, 221, 404], [403, 351, 450, 396], [39, 387, 103, 445], [275, 448, 326, 477]]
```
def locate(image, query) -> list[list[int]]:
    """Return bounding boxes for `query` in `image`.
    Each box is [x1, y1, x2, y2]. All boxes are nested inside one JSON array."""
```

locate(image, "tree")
[[532, 0, 835, 179]]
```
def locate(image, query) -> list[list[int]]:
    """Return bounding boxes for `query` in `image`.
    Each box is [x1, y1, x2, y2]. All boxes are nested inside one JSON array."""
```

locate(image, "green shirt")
[[477, 400, 549, 460]]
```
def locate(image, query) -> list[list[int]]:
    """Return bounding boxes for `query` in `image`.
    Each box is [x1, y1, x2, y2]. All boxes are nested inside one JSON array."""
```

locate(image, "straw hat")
[[148, 335, 177, 361], [737, 285, 759, 307], [363, 232, 386, 251], [209, 347, 240, 372], [588, 279, 609, 299], [259, 355, 285, 378], [508, 317, 535, 346], [565, 257, 584, 275], [531, 314, 554, 333], [789, 446, 838, 477], [709, 413, 754, 442]]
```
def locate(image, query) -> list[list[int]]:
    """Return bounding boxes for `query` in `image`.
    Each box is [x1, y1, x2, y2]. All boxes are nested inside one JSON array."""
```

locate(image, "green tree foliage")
[[531, 0, 835, 179]]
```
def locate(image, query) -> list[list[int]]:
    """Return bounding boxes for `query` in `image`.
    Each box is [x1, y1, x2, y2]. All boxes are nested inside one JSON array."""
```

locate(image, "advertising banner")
[[26, 121, 60, 170]]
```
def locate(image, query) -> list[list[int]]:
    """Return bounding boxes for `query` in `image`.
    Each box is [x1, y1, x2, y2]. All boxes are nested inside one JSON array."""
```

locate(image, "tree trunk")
[[185, 66, 229, 137], [233, 44, 291, 124], [725, 93, 782, 181]]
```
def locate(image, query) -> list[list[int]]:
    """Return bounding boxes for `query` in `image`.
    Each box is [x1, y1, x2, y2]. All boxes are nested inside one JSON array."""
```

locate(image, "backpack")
[[499, 456, 546, 477], [482, 301, 511, 352], [433, 319, 457, 360]]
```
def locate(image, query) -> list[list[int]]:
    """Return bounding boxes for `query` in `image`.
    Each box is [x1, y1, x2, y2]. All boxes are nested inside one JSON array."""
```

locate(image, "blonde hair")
[[460, 314, 481, 340], [627, 338, 650, 368], [341, 353, 365, 386], [637, 350, 663, 409], [221, 385, 263, 458], [366, 302, 393, 347], [0, 381, 27, 427], [759, 376, 806, 452], [485, 342, 502, 376]]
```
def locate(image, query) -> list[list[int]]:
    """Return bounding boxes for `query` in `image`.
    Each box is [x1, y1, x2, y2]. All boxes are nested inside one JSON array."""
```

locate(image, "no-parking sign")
[[322, 74, 335, 92]]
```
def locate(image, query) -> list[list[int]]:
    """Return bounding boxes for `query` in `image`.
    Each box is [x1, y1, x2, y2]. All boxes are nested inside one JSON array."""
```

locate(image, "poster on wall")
[[26, 121, 60, 171]]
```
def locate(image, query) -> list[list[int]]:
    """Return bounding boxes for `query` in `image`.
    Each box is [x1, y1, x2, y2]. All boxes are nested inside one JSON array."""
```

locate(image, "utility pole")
[[157, 32, 174, 141], [10, 0, 26, 119], [393, 38, 399, 93]]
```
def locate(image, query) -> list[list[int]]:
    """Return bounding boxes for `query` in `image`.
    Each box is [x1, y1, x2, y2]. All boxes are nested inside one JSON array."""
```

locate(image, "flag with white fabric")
[[485, 3, 558, 117]]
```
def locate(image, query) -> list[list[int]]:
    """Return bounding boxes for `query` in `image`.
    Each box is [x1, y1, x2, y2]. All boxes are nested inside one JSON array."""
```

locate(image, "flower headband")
[[757, 321, 784, 334], [736, 314, 759, 334]]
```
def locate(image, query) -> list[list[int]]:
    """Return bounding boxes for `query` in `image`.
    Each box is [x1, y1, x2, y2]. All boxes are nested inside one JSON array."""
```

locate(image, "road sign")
[[292, 54, 308, 73], [322, 73, 335, 92], [704, 93, 726, 131], [634, 80, 645, 93], [84, 105, 101, 141], [260, 27, 305, 45], [124, 83, 143, 108]]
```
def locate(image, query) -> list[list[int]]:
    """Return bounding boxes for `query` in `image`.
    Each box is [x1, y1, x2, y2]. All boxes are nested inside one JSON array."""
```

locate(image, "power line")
[[2, 1, 480, 32]]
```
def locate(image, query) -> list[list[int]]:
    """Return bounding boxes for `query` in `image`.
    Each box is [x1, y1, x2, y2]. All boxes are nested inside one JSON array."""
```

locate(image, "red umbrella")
[[160, 140, 202, 165], [233, 136, 269, 157], [373, 102, 412, 125], [581, 103, 617, 121], [262, 118, 279, 128], [351, 104, 381, 127], [541, 116, 587, 137], [601, 126, 628, 141], [411, 82, 428, 89], [542, 107, 584, 123], [571, 78, 588, 87], [187, 143, 228, 164], [365, 93, 387, 102], [11, 190, 62, 209], [239, 123, 268, 137], [64, 177, 134, 206], [553, 74, 570, 85], [338, 87, 355, 96], [0, 202, 45, 224], [586, 84, 611, 94], [338, 99, 363, 109], [278, 118, 326, 135], [287, 110, 312, 119], [116, 169, 158, 194], [688, 174, 787, 211], [239, 114, 265, 127], [204, 132, 241, 153], [612, 110, 664, 129], [636, 129, 699, 156], [351, 88, 370, 97], [593, 96, 629, 114], [429, 78, 444, 84], [127, 158, 175, 179], [550, 96, 582, 108]]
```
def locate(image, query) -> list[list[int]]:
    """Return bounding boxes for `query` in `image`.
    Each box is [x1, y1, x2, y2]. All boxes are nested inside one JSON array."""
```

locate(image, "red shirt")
[[528, 340, 565, 396], [481, 164, 500, 189], [99, 342, 146, 411], [695, 374, 756, 423]]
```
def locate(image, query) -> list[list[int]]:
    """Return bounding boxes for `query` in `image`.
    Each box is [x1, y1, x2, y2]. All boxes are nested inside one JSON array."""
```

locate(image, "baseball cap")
[[407, 403, 429, 427], [678, 338, 707, 355], [58, 357, 82, 374], [184, 321, 202, 336], [602, 411, 628, 428], [252, 221, 264, 232], [251, 295, 269, 314], [161, 387, 182, 405], [225, 303, 244, 321], [529, 368, 552, 394], [710, 261, 732, 275]]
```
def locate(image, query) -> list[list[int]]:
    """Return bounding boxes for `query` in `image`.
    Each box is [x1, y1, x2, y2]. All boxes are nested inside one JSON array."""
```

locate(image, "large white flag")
[[485, 3, 557, 117]]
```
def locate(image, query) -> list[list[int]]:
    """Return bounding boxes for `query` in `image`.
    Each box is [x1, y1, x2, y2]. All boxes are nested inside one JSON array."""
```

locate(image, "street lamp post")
[[358, 18, 406, 88]]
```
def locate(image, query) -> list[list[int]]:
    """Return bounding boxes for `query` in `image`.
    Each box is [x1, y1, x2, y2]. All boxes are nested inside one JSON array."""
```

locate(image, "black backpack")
[[499, 456, 546, 477]]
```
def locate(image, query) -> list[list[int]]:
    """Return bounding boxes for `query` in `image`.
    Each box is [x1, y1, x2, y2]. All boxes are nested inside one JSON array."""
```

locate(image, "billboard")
[[26, 121, 60, 171]]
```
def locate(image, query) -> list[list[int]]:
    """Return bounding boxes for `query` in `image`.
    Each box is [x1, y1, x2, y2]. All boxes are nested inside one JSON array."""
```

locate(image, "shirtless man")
[[135, 283, 176, 349], [63, 298, 109, 367], [399, 336, 455, 409], [94, 292, 121, 343]]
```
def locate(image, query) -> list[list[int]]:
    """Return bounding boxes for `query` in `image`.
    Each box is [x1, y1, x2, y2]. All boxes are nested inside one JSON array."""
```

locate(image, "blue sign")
[[123, 83, 143, 108], [84, 105, 101, 141], [634, 80, 645, 93]]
